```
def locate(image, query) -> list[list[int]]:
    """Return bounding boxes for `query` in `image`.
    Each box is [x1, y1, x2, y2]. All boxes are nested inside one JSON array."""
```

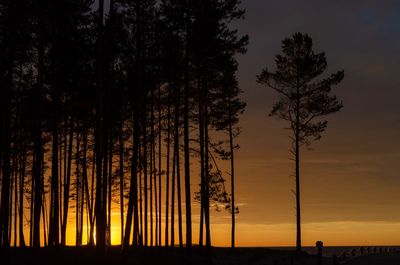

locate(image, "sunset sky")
[[223, 0, 400, 247], [28, 0, 400, 248]]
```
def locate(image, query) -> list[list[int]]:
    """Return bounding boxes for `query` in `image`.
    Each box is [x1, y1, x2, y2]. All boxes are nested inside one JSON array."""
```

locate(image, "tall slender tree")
[[257, 33, 344, 252], [213, 58, 246, 249]]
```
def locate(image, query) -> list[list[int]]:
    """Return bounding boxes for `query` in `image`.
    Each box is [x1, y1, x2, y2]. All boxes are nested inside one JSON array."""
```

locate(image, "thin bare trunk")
[[170, 133, 176, 247], [157, 86, 162, 246], [295, 94, 301, 252], [49, 121, 59, 246], [164, 100, 171, 247], [32, 0, 45, 247], [174, 85, 183, 248], [76, 130, 82, 246], [11, 157, 15, 246], [139, 149, 143, 246], [204, 84, 211, 248], [61, 118, 73, 246], [228, 100, 235, 249], [123, 111, 140, 247], [119, 122, 124, 245], [143, 105, 148, 246], [198, 81, 205, 247], [88, 132, 96, 246], [107, 130, 112, 247], [150, 91, 154, 246], [42, 180, 48, 247], [183, 7, 192, 248], [18, 143, 26, 247]]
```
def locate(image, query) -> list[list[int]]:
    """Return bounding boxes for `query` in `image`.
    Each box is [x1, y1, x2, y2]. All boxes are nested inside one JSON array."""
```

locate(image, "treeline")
[[0, 0, 247, 249]]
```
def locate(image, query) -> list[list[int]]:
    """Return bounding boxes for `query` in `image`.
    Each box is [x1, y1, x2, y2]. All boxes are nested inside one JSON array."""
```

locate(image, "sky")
[[222, 0, 400, 246], [26, 0, 400, 248]]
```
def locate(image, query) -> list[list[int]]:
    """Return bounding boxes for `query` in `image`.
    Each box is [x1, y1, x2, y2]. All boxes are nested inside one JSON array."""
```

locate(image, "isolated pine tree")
[[257, 32, 344, 252]]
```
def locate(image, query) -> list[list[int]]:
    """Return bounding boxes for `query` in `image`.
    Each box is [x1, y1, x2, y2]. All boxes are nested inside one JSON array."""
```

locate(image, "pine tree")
[[257, 33, 344, 252], [212, 57, 246, 249]]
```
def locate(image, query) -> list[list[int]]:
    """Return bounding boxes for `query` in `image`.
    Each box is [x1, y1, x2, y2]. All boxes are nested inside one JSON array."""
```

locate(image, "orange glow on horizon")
[[15, 212, 400, 247]]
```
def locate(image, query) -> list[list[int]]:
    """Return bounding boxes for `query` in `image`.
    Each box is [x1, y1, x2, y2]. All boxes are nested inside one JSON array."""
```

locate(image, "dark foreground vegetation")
[[0, 0, 247, 249]]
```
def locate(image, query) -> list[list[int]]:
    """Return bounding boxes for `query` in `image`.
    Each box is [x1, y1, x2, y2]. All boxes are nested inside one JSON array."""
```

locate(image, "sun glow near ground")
[[56, 214, 400, 247]]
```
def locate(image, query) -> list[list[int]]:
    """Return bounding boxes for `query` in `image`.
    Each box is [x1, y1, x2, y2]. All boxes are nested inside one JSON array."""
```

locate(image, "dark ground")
[[0, 246, 335, 265], [344, 253, 400, 265], [0, 244, 400, 265], [4, 246, 399, 265]]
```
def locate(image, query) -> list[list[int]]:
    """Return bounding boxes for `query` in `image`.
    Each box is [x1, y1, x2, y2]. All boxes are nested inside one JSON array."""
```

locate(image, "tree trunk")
[[0, 67, 11, 248], [49, 122, 59, 246], [107, 128, 112, 247], [164, 99, 171, 247], [32, 0, 45, 245], [119, 121, 124, 245], [59, 127, 64, 238], [41, 182, 48, 247], [123, 111, 140, 247], [170, 130, 176, 247], [157, 86, 162, 246], [138, 147, 143, 246], [138, 157, 144, 246], [142, 105, 148, 247], [198, 80, 205, 247], [183, 4, 192, 248], [86, 131, 96, 246], [295, 97, 301, 252], [29, 161, 34, 247], [228, 99, 235, 249], [76, 130, 82, 246], [82, 130, 94, 246], [154, 122, 158, 247], [61, 118, 74, 246], [0, 0, 16, 248], [95, 0, 106, 251], [204, 83, 211, 248], [174, 84, 183, 248], [12, 155, 17, 246], [18, 142, 26, 247], [150, 90, 154, 246], [101, 126, 109, 249], [153, 117, 158, 247], [79, 157, 84, 246]]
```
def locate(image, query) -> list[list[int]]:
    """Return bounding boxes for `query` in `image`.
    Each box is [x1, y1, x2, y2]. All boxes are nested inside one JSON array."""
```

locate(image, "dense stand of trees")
[[0, 0, 247, 250]]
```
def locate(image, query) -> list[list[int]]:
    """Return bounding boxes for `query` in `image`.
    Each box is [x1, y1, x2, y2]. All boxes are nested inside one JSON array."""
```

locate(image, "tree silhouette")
[[189, 0, 247, 248], [257, 32, 344, 252], [212, 57, 246, 249], [0, 0, 247, 251]]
